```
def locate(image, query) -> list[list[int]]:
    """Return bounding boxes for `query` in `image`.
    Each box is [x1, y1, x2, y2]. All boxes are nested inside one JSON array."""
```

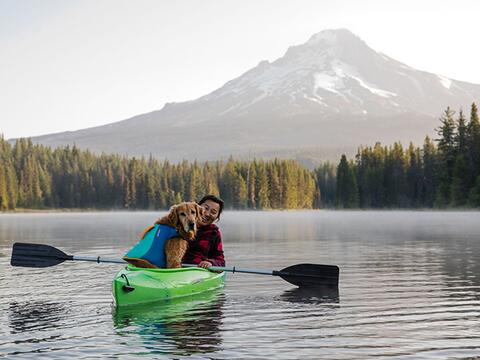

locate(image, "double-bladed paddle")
[[10, 242, 339, 288]]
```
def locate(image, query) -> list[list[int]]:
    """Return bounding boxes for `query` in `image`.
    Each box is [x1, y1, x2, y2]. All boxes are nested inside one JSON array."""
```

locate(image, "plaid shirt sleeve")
[[183, 225, 225, 267]]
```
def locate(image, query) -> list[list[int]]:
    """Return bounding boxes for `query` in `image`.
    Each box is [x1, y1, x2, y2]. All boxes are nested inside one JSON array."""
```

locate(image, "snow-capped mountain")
[[27, 29, 480, 163]]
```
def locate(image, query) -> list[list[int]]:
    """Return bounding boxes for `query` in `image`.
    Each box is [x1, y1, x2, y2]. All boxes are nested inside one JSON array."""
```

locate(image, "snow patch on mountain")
[[303, 94, 326, 105], [438, 75, 452, 89], [314, 73, 342, 94], [313, 60, 396, 99], [350, 75, 397, 98]]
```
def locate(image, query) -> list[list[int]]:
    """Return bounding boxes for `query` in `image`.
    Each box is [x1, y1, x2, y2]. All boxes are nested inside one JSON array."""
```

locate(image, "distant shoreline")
[[0, 208, 135, 213], [2, 207, 479, 214]]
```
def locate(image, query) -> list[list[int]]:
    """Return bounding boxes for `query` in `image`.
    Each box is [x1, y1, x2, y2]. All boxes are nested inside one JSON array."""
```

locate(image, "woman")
[[182, 194, 225, 268]]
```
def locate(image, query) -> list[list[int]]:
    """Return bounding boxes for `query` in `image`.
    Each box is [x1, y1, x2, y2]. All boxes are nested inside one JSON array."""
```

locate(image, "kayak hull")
[[112, 265, 225, 307]]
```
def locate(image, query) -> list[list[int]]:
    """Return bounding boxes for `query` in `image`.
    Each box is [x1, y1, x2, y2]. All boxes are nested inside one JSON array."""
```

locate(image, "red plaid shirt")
[[182, 223, 225, 266]]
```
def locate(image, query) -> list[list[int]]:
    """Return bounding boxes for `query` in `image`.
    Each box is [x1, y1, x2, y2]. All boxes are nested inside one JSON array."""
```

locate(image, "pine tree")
[[336, 155, 359, 208], [0, 137, 16, 209], [268, 162, 282, 208], [384, 142, 407, 207], [145, 167, 157, 209], [255, 161, 270, 209], [467, 103, 480, 186], [219, 158, 236, 208], [355, 143, 386, 208], [234, 173, 248, 209], [422, 136, 437, 207], [450, 110, 469, 206], [282, 161, 298, 208], [247, 162, 256, 209], [435, 107, 457, 206], [203, 162, 220, 198], [406, 143, 422, 207], [315, 162, 336, 208], [186, 161, 204, 202], [0, 164, 8, 210]]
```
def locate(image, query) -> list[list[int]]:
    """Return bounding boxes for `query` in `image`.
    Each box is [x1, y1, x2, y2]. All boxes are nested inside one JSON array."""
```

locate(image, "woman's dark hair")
[[198, 194, 224, 221]]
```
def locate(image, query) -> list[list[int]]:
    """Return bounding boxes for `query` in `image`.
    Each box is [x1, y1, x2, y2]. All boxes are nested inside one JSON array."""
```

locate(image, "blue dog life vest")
[[123, 224, 179, 268]]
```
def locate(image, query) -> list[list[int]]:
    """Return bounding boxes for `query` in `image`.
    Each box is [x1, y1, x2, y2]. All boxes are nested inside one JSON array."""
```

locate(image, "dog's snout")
[[188, 221, 195, 229]]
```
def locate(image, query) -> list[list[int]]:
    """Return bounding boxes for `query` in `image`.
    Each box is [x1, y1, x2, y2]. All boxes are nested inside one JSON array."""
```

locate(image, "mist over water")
[[1, 211, 480, 358]]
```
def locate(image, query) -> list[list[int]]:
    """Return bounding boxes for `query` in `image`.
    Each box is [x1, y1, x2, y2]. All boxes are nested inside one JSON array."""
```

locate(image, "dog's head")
[[166, 202, 204, 240]]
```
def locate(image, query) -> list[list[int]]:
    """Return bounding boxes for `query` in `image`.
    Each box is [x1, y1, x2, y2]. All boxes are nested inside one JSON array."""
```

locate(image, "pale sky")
[[1, 0, 479, 139]]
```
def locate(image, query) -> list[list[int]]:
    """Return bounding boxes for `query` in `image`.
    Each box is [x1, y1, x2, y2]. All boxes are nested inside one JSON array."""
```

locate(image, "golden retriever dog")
[[156, 201, 204, 268]]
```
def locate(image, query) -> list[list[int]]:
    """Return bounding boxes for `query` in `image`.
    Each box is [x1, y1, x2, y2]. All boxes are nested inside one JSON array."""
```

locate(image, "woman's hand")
[[198, 261, 213, 269]]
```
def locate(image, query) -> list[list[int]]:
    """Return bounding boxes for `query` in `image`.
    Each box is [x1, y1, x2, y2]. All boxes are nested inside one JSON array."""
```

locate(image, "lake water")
[[1, 211, 480, 359]]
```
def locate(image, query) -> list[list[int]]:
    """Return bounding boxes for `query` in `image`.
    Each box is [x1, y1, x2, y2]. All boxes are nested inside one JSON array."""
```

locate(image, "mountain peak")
[[306, 28, 362, 47], [205, 28, 473, 121], [281, 28, 370, 63]]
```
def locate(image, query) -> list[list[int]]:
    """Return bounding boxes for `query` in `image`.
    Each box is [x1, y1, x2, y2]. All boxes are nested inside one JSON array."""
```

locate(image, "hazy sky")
[[1, 0, 479, 138]]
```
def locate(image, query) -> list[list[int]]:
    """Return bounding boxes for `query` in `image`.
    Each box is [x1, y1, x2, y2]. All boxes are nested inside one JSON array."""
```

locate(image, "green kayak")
[[112, 265, 226, 307]]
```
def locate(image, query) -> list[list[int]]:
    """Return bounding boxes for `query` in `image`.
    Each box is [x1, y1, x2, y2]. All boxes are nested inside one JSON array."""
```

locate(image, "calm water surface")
[[1, 211, 480, 359]]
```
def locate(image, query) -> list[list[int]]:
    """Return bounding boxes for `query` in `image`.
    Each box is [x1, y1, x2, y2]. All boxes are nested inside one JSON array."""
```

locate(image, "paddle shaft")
[[73, 255, 125, 264], [206, 265, 272, 276]]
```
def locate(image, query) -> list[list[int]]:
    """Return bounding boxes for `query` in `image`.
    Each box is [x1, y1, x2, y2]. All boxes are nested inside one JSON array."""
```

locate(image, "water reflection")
[[8, 300, 67, 334], [113, 290, 224, 355], [279, 286, 340, 305]]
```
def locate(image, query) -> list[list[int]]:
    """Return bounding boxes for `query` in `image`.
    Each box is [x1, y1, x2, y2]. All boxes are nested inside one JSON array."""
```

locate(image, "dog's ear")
[[195, 203, 204, 219], [167, 205, 179, 226]]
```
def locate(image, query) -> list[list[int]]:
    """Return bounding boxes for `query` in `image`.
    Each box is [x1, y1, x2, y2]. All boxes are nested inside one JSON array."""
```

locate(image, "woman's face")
[[198, 200, 220, 226]]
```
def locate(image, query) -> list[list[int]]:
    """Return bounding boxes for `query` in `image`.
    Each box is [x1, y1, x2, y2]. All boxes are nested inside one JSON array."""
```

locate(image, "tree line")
[[330, 103, 480, 208], [0, 138, 317, 210], [1, 102, 479, 211]]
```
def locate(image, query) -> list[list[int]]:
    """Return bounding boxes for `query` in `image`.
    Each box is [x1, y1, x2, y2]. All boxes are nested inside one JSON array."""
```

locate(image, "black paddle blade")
[[275, 263, 339, 288], [11, 242, 73, 268]]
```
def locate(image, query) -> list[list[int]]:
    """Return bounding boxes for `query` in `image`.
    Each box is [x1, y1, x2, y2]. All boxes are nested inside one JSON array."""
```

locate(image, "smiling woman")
[[183, 195, 226, 269]]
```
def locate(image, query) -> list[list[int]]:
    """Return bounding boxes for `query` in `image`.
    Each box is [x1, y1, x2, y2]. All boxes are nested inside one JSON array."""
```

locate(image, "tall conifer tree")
[[435, 107, 457, 206], [336, 155, 359, 208], [450, 110, 469, 205]]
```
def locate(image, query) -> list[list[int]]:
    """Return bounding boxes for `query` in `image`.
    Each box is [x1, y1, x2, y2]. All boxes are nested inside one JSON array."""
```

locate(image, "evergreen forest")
[[1, 103, 479, 210], [0, 139, 317, 210], [328, 103, 480, 208]]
